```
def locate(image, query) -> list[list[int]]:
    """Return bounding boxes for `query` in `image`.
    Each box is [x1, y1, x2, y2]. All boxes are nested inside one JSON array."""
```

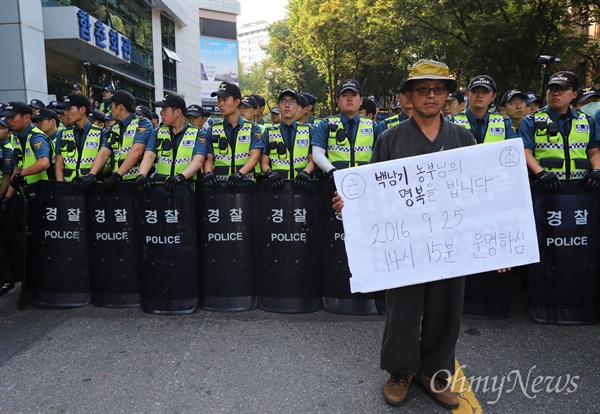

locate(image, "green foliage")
[[258, 0, 599, 112]]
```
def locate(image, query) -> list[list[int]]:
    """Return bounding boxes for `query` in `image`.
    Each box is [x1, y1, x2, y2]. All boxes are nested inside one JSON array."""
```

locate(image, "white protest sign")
[[333, 139, 539, 293]]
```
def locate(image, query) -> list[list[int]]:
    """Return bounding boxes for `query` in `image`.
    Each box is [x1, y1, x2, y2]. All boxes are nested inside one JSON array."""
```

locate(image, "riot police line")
[[3, 176, 600, 324]]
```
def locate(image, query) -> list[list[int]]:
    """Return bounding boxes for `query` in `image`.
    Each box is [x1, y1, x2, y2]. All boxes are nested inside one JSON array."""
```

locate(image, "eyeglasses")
[[414, 87, 448, 96], [547, 85, 572, 95], [278, 99, 297, 106]]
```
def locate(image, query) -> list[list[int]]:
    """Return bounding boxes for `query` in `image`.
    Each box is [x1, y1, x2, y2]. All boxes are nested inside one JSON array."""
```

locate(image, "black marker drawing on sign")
[[341, 173, 366, 200], [500, 147, 520, 167]]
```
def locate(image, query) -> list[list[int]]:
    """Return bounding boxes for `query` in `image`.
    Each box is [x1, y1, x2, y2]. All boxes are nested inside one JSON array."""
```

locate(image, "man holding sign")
[[333, 60, 510, 409]]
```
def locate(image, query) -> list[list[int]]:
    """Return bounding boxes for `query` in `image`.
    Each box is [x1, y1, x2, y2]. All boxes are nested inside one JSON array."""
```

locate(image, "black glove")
[[203, 171, 218, 189], [266, 169, 284, 190], [326, 168, 338, 179], [535, 170, 560, 192], [103, 172, 122, 192], [9, 170, 25, 190], [226, 171, 244, 189], [72, 173, 96, 190], [583, 169, 600, 191], [135, 174, 153, 193], [1, 197, 10, 215], [293, 170, 310, 190], [165, 173, 186, 192]]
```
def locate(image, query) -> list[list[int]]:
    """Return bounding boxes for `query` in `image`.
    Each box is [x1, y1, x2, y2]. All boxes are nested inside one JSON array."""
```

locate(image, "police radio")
[[335, 129, 347, 143], [218, 137, 228, 153], [276, 142, 287, 158]]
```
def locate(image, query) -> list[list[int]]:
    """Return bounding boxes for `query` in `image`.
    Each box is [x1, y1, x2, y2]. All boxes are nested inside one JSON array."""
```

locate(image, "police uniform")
[[448, 109, 517, 144], [146, 120, 208, 182], [205, 115, 264, 181], [11, 123, 54, 186], [56, 121, 104, 181], [102, 112, 153, 180], [263, 120, 313, 178], [378, 111, 409, 132], [518, 106, 599, 179], [312, 113, 379, 170]]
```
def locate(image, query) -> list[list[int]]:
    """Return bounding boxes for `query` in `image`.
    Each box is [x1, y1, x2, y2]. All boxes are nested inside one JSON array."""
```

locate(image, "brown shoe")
[[383, 373, 414, 406], [414, 374, 459, 409]]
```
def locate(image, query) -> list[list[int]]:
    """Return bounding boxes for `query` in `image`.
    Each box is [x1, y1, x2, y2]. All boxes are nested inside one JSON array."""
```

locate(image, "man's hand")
[[203, 171, 218, 189], [164, 173, 186, 192], [226, 171, 244, 189], [9, 170, 24, 190], [293, 170, 310, 190], [266, 169, 284, 190], [583, 169, 600, 191], [135, 174, 153, 193], [103, 172, 122, 192], [72, 173, 96, 190], [535, 170, 560, 192], [332, 191, 344, 218]]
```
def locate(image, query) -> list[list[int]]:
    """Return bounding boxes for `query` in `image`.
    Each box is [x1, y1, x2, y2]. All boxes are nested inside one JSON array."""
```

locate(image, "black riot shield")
[[256, 180, 321, 313], [136, 184, 198, 314], [32, 181, 91, 307], [463, 270, 512, 319], [197, 180, 257, 311], [528, 180, 599, 325], [321, 178, 378, 315], [87, 182, 140, 307]]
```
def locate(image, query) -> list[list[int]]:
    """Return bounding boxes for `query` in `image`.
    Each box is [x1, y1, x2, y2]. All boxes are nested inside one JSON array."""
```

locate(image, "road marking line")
[[449, 359, 483, 413]]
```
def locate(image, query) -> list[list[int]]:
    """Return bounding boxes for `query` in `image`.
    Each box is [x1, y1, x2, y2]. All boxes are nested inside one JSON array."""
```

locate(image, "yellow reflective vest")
[[154, 125, 199, 182], [106, 116, 141, 180], [450, 112, 506, 143], [211, 120, 255, 181], [532, 110, 591, 179], [266, 123, 311, 178], [326, 116, 374, 170], [59, 124, 103, 181], [12, 126, 51, 184]]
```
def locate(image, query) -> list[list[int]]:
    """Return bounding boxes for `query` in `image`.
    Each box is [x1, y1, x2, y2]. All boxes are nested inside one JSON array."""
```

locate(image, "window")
[[161, 14, 177, 92], [200, 18, 236, 40]]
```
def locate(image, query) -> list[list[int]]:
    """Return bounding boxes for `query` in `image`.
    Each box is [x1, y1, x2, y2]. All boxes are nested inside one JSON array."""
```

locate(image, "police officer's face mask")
[[580, 101, 600, 117]]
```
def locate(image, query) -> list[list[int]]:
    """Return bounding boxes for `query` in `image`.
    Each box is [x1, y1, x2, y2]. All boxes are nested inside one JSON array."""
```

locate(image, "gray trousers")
[[380, 276, 465, 378]]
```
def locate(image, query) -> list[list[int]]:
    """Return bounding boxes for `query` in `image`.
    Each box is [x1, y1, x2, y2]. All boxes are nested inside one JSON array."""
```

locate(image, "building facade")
[[238, 20, 269, 72], [0, 0, 240, 111]]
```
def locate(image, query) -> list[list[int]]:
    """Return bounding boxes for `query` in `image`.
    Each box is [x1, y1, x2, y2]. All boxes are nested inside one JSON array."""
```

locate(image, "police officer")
[[442, 90, 465, 118], [448, 75, 517, 143], [99, 86, 114, 114], [32, 108, 61, 159], [359, 97, 378, 121], [294, 94, 310, 124], [29, 99, 45, 116], [71, 83, 83, 94], [202, 82, 264, 189], [518, 71, 600, 190], [312, 79, 380, 176], [270, 106, 281, 125], [251, 94, 273, 128], [260, 88, 316, 190], [89, 110, 106, 129], [54, 94, 104, 182], [239, 96, 258, 123], [71, 90, 153, 191], [0, 117, 14, 198], [301, 93, 322, 125], [185, 104, 210, 130], [2, 101, 53, 195], [136, 93, 207, 192], [499, 89, 527, 131], [135, 105, 153, 121], [0, 116, 15, 296], [573, 86, 600, 115], [524, 92, 543, 115], [379, 79, 413, 131]]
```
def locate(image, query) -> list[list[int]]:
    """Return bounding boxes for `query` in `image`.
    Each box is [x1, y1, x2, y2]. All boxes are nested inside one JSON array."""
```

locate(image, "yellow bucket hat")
[[400, 59, 457, 93]]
